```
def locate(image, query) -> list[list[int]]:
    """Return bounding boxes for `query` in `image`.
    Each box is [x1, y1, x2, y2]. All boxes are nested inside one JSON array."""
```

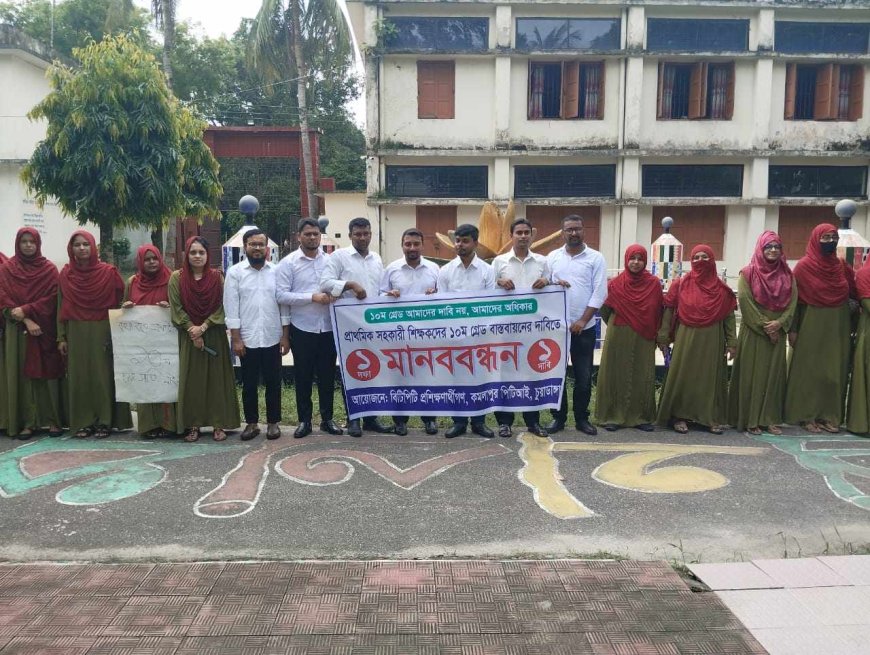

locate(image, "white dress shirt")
[[380, 257, 441, 296], [547, 245, 607, 327], [492, 250, 551, 289], [320, 246, 384, 299], [224, 259, 290, 348], [275, 248, 332, 334], [437, 255, 496, 292]]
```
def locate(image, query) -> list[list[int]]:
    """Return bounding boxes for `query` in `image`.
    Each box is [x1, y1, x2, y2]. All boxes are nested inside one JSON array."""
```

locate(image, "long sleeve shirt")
[[320, 246, 384, 299], [492, 250, 551, 289], [380, 257, 441, 296], [547, 245, 607, 328], [223, 259, 290, 348], [436, 255, 496, 293], [275, 248, 332, 334]]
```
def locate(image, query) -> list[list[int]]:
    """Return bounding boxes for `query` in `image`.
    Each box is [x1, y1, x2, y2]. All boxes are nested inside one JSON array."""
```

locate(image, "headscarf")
[[128, 245, 171, 305], [664, 244, 736, 328], [604, 244, 663, 341], [58, 230, 124, 322], [0, 228, 63, 378], [793, 223, 853, 307], [741, 231, 794, 312], [178, 236, 223, 326]]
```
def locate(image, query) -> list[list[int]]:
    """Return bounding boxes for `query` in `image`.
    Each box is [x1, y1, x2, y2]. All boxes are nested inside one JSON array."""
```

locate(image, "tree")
[[150, 0, 176, 88], [248, 0, 354, 219], [22, 34, 222, 263]]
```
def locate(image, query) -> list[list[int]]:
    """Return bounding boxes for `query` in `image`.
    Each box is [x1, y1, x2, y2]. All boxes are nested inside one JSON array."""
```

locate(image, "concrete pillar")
[[623, 57, 644, 148], [621, 157, 641, 200], [494, 57, 511, 146], [619, 205, 640, 256], [753, 59, 773, 149], [493, 157, 510, 201], [756, 9, 775, 52], [626, 6, 645, 51], [495, 5, 512, 48]]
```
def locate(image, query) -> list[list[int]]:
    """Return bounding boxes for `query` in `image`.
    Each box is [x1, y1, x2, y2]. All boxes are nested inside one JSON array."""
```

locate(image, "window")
[[769, 166, 867, 198], [785, 63, 864, 121], [385, 17, 488, 51], [528, 61, 605, 119], [776, 22, 870, 55], [657, 62, 735, 120], [647, 19, 749, 52], [515, 18, 620, 51], [417, 61, 454, 119], [385, 166, 488, 198], [416, 206, 457, 259], [643, 165, 743, 197], [525, 205, 600, 252], [514, 165, 616, 198], [651, 206, 726, 260]]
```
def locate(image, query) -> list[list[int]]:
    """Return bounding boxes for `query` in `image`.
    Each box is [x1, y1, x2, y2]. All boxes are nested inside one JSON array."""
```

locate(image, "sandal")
[[802, 422, 822, 434], [766, 425, 782, 435], [747, 426, 762, 435], [94, 426, 110, 439], [709, 425, 725, 435], [817, 421, 840, 434], [212, 428, 227, 442], [184, 427, 200, 443], [673, 420, 689, 434], [48, 426, 64, 437], [74, 427, 93, 439]]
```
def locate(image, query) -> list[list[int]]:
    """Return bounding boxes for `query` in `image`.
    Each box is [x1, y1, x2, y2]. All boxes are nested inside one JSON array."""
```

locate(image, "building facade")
[[347, 1, 870, 275]]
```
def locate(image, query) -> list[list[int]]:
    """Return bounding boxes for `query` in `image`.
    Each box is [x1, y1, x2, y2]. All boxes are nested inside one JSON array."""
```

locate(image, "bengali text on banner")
[[331, 288, 568, 419]]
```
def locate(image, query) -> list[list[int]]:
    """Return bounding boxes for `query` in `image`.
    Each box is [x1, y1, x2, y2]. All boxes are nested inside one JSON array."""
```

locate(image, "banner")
[[331, 289, 568, 419], [109, 306, 179, 403]]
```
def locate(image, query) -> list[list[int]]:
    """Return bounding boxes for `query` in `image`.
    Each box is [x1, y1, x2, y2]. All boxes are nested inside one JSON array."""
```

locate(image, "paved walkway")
[[690, 555, 870, 655], [0, 559, 764, 654]]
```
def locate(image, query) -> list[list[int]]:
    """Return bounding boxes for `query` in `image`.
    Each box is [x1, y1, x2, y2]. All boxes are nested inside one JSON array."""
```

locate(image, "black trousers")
[[552, 327, 596, 424], [394, 415, 434, 425], [452, 415, 486, 427], [240, 343, 282, 424], [494, 411, 540, 428], [290, 325, 336, 423]]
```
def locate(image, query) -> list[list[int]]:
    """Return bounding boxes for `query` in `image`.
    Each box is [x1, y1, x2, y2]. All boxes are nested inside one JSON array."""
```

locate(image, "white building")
[[347, 1, 870, 275]]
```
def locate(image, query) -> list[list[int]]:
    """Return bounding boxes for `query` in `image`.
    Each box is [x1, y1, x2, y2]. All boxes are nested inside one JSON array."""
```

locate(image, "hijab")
[[58, 230, 124, 321], [741, 231, 794, 312], [178, 236, 223, 325], [793, 223, 853, 307], [128, 245, 171, 305], [665, 244, 736, 328], [0, 228, 63, 378], [605, 244, 663, 341]]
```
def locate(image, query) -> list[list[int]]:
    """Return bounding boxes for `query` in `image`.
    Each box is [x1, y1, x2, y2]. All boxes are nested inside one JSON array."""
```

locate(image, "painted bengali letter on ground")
[[331, 289, 569, 419], [109, 306, 180, 404]]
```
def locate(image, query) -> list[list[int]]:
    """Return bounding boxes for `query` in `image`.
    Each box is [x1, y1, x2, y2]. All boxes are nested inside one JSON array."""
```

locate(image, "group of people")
[[0, 216, 868, 442]]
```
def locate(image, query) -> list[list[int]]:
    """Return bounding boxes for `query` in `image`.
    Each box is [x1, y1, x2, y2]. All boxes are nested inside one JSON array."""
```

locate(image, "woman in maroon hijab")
[[656, 244, 737, 434], [785, 223, 854, 432], [728, 231, 797, 435], [0, 228, 64, 438], [58, 230, 133, 438], [122, 245, 175, 438]]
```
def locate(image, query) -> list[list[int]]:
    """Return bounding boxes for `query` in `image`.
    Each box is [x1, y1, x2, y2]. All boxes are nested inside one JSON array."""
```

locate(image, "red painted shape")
[[277, 443, 510, 490], [527, 339, 561, 373], [346, 349, 381, 382], [20, 450, 155, 479]]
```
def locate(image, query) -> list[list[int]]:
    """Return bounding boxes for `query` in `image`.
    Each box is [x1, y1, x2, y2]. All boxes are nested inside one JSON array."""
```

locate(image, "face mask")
[[820, 241, 837, 255]]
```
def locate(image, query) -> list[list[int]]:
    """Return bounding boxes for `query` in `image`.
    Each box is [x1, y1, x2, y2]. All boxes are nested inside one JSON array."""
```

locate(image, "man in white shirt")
[[546, 215, 608, 436], [491, 218, 551, 439], [276, 219, 342, 439], [380, 228, 441, 436], [224, 229, 291, 441], [437, 224, 497, 439], [320, 217, 393, 437]]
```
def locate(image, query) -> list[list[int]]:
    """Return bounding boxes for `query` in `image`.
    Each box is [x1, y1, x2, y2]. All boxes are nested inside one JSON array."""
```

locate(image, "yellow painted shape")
[[553, 442, 767, 494], [517, 434, 594, 519]]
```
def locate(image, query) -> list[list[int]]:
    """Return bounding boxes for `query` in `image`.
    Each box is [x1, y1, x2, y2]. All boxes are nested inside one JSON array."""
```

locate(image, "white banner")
[[331, 289, 569, 419], [109, 306, 179, 403]]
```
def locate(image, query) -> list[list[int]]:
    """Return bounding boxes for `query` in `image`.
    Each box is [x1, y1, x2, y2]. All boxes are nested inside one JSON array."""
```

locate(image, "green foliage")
[[112, 236, 131, 262], [21, 35, 222, 260]]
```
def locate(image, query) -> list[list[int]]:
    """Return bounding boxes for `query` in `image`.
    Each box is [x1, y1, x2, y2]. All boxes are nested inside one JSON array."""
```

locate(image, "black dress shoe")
[[266, 423, 281, 440], [347, 419, 362, 438], [444, 423, 466, 439], [471, 423, 494, 438], [363, 418, 394, 434], [394, 422, 408, 436], [240, 423, 260, 441], [577, 419, 598, 436], [545, 420, 565, 434], [498, 424, 512, 438], [603, 423, 619, 432], [636, 423, 655, 432], [294, 422, 312, 439], [527, 424, 549, 438], [424, 420, 438, 435], [319, 420, 343, 435]]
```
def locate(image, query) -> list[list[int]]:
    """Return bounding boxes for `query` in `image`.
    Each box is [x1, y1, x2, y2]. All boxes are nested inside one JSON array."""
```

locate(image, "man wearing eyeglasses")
[[224, 228, 291, 441]]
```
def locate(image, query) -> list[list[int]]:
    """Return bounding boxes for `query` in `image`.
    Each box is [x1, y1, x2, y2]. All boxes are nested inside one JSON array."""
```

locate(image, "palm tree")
[[150, 0, 176, 89], [249, 0, 353, 221]]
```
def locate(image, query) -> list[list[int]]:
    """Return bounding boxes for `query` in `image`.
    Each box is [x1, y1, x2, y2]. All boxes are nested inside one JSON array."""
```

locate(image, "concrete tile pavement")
[[690, 555, 870, 655], [0, 559, 765, 654]]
